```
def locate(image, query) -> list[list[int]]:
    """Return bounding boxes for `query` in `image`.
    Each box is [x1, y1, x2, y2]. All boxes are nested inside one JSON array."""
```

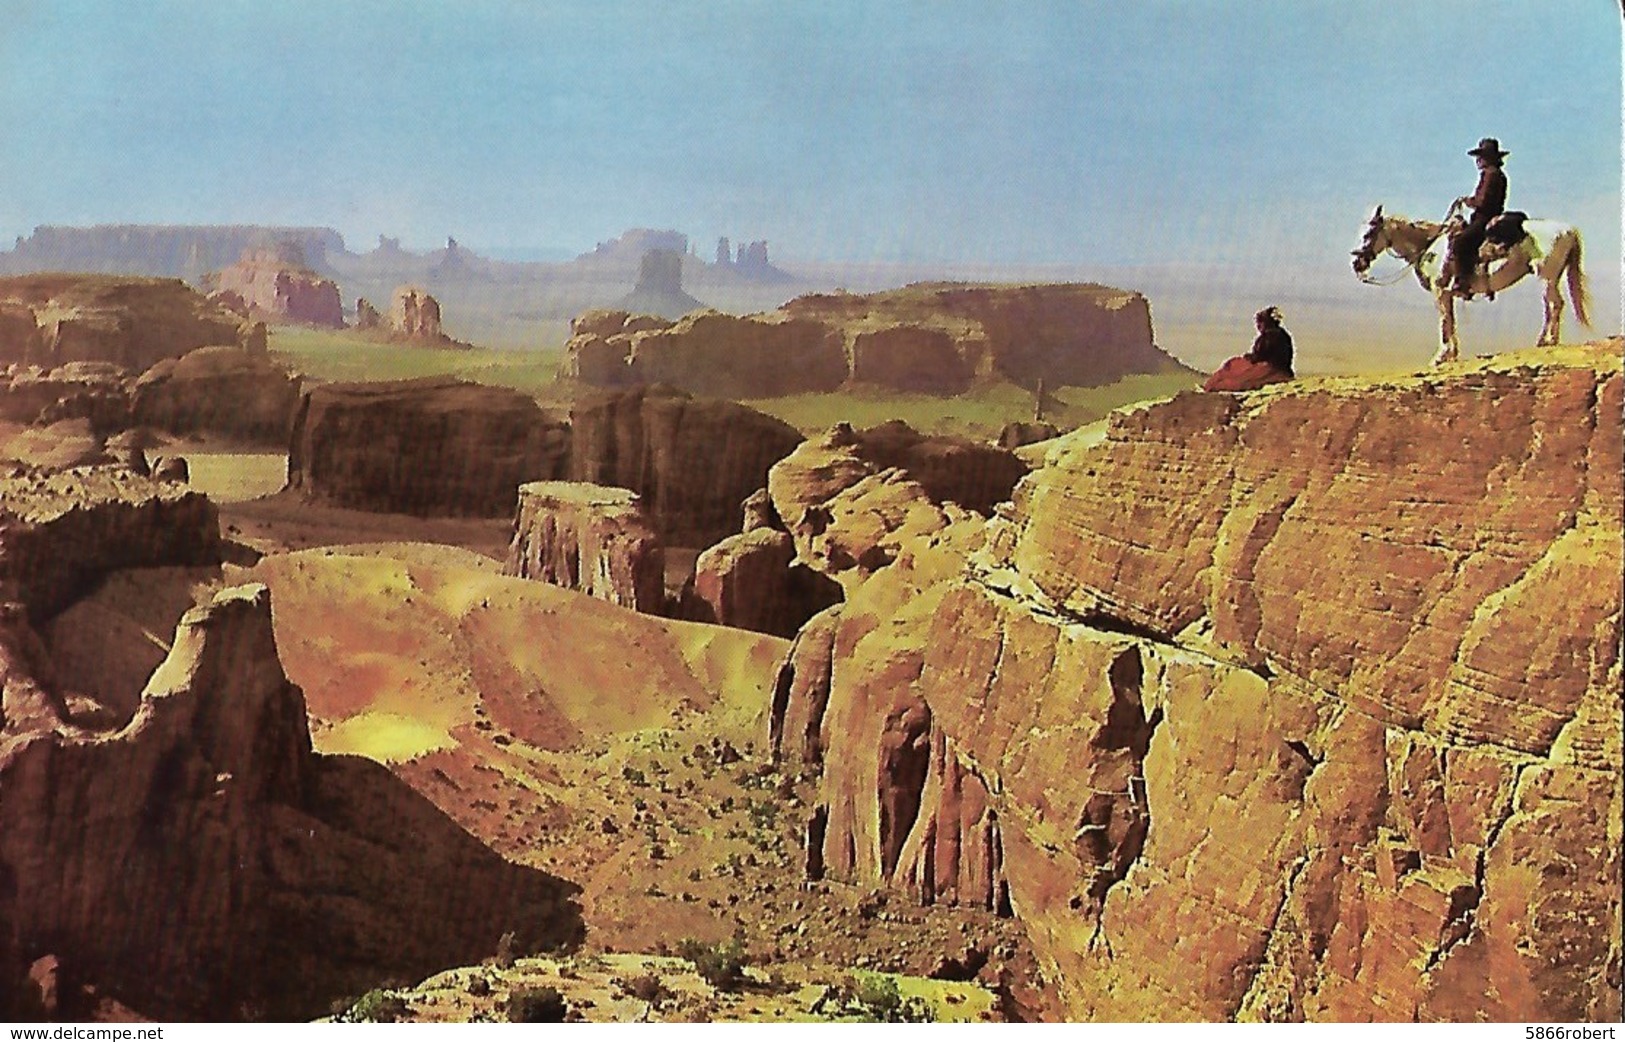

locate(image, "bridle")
[[1354, 212, 1446, 288]]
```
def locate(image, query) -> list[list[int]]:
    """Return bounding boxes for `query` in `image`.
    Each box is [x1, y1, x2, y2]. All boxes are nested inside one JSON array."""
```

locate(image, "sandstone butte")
[[560, 282, 1189, 399], [770, 342, 1622, 1021], [286, 376, 571, 518], [0, 468, 582, 1019], [208, 249, 344, 328]]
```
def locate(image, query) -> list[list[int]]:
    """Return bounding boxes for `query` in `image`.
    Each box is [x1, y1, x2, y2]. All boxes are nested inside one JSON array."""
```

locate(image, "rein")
[[1359, 215, 1447, 287], [1358, 253, 1422, 287]]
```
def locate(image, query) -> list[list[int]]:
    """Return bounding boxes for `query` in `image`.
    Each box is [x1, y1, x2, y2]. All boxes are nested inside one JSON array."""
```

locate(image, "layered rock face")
[[0, 471, 582, 1020], [0, 276, 245, 370], [773, 347, 1622, 1021], [766, 421, 1027, 589], [209, 250, 344, 328], [0, 363, 131, 431], [0, 583, 582, 1020], [563, 282, 1185, 398], [131, 346, 302, 444], [505, 482, 665, 613], [784, 282, 1173, 388], [569, 385, 804, 549], [0, 467, 220, 623], [287, 377, 570, 517]]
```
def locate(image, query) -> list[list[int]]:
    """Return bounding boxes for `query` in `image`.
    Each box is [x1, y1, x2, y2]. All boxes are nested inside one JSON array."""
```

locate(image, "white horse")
[[1350, 204, 1590, 364]]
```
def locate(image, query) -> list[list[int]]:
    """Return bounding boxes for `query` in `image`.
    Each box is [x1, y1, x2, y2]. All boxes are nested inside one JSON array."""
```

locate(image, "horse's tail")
[[1565, 231, 1591, 328]]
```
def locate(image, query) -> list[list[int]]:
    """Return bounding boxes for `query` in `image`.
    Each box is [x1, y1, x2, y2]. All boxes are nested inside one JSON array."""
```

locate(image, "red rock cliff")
[[773, 344, 1622, 1021], [286, 377, 570, 518], [0, 276, 245, 371], [0, 473, 583, 1019]]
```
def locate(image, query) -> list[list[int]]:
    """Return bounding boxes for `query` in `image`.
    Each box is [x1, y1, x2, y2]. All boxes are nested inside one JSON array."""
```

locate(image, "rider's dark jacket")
[[1465, 166, 1507, 221]]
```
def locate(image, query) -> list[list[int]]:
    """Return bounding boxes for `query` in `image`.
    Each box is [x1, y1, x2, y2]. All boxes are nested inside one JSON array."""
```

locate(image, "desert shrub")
[[617, 971, 671, 1005], [507, 985, 568, 1023], [677, 936, 749, 991], [850, 974, 933, 1023], [346, 988, 409, 1023], [747, 798, 779, 829]]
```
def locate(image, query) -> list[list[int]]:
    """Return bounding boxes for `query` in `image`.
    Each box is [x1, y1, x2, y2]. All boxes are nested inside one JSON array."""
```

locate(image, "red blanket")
[[1202, 356, 1293, 392]]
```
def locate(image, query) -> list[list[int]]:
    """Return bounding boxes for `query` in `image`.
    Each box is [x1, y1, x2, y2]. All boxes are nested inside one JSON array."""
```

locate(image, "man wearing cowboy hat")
[[1446, 137, 1509, 298]]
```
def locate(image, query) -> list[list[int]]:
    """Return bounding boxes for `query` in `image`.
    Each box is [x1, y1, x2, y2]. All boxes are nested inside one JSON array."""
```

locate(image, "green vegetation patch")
[[269, 327, 564, 398]]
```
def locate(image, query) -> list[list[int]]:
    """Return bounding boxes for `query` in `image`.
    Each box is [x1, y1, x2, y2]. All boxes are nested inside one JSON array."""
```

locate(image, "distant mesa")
[[0, 224, 343, 281], [577, 228, 691, 266], [206, 246, 344, 328], [564, 281, 1191, 398], [615, 249, 706, 320]]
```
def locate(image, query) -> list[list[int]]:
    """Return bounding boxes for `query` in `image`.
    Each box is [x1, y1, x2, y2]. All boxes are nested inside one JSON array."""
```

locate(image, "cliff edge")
[[774, 342, 1622, 1021]]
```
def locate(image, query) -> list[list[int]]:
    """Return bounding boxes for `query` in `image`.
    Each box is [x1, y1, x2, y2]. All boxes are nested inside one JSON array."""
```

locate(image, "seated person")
[[1204, 307, 1294, 392]]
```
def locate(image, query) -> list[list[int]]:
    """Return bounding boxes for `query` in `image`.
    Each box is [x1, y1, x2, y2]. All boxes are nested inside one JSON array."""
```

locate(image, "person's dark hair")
[[1255, 306, 1283, 327]]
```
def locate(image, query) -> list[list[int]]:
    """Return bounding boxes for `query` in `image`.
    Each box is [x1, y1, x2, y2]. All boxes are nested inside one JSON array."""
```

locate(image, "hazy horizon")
[[1, 2, 1618, 367], [2, 3, 1617, 261]]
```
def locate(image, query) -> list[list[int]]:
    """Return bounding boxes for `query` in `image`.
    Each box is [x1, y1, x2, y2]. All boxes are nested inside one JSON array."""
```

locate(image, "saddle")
[[1485, 210, 1529, 249]]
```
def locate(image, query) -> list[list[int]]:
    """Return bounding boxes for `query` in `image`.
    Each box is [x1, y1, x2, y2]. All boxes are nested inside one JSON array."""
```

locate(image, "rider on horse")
[[1446, 137, 1509, 298]]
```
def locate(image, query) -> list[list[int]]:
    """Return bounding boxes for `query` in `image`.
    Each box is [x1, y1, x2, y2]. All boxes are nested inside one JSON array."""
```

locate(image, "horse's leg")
[[1540, 275, 1564, 346], [1432, 291, 1458, 365]]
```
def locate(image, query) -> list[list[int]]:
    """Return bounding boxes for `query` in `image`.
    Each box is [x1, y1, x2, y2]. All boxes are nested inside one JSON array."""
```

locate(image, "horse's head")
[[1351, 205, 1388, 278]]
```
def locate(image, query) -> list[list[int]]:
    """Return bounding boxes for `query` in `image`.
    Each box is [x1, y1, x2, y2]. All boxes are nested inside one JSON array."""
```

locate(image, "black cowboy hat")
[[1468, 137, 1509, 158]]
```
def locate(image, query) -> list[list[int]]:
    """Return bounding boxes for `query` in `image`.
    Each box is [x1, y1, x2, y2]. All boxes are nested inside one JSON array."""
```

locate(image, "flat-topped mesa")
[[0, 275, 246, 370], [773, 344, 1622, 1022], [562, 282, 1187, 398], [286, 377, 570, 518], [0, 467, 220, 623], [505, 481, 665, 613]]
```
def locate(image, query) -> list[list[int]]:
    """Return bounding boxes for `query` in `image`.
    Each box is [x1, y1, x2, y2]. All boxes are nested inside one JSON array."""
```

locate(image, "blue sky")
[[0, 1, 1618, 268]]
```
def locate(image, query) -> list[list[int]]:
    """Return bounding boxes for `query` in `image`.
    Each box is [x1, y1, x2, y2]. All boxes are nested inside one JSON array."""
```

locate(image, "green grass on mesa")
[[270, 327, 566, 398]]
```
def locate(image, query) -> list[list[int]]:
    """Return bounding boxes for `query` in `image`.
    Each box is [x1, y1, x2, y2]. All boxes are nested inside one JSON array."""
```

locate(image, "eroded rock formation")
[[132, 346, 302, 444], [766, 421, 1027, 588], [286, 377, 570, 518], [0, 276, 245, 370], [355, 297, 382, 330], [0, 467, 220, 623], [616, 250, 706, 320], [0, 363, 131, 431], [505, 482, 665, 613], [209, 249, 344, 328], [563, 282, 1187, 398], [391, 286, 444, 338], [686, 527, 842, 637], [771, 346, 1623, 1021], [569, 385, 804, 549], [0, 467, 583, 1020]]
